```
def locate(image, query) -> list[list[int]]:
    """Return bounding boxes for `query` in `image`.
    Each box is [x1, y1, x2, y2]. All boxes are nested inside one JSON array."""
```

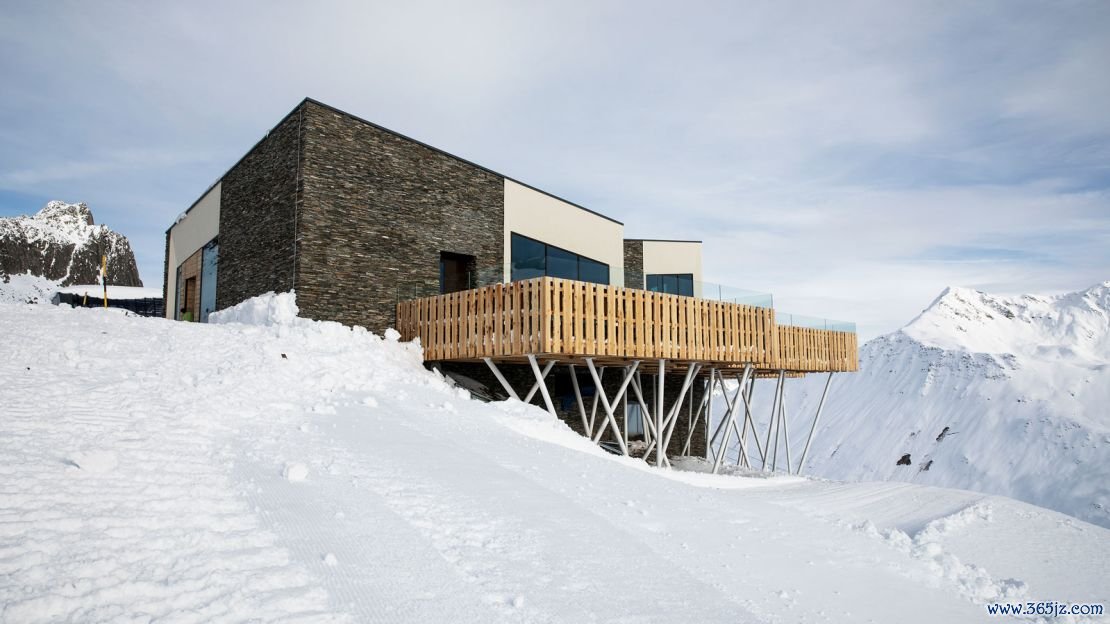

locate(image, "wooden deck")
[[396, 277, 858, 374]]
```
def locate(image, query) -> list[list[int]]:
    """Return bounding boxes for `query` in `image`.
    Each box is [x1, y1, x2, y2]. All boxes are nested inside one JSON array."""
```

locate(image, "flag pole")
[[101, 255, 108, 308]]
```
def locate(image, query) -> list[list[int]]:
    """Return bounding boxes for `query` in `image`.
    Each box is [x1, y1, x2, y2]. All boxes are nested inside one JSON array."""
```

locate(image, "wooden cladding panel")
[[396, 277, 859, 373]]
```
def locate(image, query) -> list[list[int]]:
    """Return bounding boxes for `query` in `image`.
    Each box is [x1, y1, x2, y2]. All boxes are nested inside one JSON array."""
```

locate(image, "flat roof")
[[171, 97, 625, 232], [625, 238, 703, 244]]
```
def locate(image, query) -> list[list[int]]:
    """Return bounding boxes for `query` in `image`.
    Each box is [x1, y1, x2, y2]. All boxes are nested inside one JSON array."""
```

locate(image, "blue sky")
[[2, 0, 1108, 339]]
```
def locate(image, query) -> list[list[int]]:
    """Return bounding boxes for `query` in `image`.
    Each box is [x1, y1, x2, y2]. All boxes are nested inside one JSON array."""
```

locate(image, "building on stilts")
[[165, 97, 858, 473]]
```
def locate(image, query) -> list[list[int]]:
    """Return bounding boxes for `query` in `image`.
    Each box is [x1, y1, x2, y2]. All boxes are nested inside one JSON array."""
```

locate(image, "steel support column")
[[711, 364, 753, 474], [796, 372, 834, 475], [655, 360, 665, 467], [483, 357, 520, 401], [585, 358, 637, 455], [527, 355, 558, 420], [762, 370, 785, 471], [568, 364, 589, 435]]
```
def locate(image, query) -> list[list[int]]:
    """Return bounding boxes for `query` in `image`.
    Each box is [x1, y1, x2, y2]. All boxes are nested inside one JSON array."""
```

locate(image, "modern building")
[[165, 98, 857, 472]]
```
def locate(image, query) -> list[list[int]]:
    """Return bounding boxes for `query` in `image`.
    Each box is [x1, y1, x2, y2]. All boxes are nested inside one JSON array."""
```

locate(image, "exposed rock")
[[0, 201, 141, 286]]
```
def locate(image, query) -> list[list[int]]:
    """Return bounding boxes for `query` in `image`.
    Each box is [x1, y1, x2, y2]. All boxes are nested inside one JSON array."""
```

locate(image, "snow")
[[760, 281, 1110, 529], [0, 200, 142, 289], [283, 462, 310, 482], [53, 284, 163, 300], [0, 273, 60, 304], [0, 201, 100, 247], [1, 294, 1108, 622], [209, 290, 301, 326]]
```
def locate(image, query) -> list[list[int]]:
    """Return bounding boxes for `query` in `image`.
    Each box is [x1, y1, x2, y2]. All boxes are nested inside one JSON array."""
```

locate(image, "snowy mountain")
[[1, 293, 1107, 622], [786, 282, 1110, 529], [0, 200, 142, 296]]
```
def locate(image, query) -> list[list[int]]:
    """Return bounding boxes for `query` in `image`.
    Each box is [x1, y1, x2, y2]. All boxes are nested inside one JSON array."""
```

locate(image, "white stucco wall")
[[502, 179, 624, 286], [641, 240, 703, 296], [165, 182, 221, 318]]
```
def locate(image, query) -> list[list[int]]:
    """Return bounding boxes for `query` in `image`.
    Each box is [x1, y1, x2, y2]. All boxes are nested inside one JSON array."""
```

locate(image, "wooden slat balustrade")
[[395, 277, 858, 373]]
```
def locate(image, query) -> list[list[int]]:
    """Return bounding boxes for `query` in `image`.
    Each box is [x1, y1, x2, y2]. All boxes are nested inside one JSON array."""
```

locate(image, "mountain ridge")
[[0, 200, 142, 289], [782, 281, 1110, 528]]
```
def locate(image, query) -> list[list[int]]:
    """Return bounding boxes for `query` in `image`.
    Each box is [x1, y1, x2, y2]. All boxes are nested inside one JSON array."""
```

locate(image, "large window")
[[510, 233, 610, 285], [626, 402, 644, 438], [199, 239, 218, 322], [646, 273, 693, 297]]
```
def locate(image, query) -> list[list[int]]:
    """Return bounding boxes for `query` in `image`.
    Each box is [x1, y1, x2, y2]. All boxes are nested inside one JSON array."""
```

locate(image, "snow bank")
[[53, 284, 163, 300], [0, 273, 61, 304], [209, 290, 301, 326], [2, 296, 1107, 622]]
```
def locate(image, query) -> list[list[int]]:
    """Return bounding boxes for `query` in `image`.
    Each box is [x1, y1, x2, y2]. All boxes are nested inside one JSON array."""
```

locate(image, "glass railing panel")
[[777, 312, 856, 333], [690, 280, 774, 308], [393, 267, 855, 333]]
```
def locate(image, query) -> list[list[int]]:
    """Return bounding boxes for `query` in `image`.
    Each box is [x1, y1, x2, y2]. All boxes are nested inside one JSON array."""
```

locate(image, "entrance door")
[[183, 277, 197, 320], [439, 252, 474, 294]]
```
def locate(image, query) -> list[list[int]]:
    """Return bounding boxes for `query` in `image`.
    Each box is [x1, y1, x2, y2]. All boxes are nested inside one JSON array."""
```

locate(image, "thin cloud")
[[0, 0, 1107, 340]]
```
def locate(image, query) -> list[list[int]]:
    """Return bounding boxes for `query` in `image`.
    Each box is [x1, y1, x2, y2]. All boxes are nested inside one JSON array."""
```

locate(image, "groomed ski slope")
[[1, 294, 1107, 623]]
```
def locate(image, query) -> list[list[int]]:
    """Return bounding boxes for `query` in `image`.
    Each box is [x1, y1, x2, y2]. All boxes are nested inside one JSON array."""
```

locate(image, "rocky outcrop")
[[0, 201, 142, 286]]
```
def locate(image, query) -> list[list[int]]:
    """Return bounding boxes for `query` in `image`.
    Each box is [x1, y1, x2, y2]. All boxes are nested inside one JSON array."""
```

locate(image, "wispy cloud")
[[1, 0, 1107, 339], [0, 148, 209, 187]]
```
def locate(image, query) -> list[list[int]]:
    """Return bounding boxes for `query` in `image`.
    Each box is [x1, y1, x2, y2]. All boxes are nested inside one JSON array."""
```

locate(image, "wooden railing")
[[396, 277, 857, 373]]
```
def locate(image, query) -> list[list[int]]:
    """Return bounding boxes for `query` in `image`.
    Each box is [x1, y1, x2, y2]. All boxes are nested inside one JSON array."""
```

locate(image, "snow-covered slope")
[[1, 294, 1107, 622], [0, 273, 63, 304], [0, 200, 142, 290], [785, 282, 1110, 529]]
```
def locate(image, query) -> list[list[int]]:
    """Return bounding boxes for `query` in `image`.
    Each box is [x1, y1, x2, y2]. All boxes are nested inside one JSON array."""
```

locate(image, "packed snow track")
[[1, 296, 1106, 623]]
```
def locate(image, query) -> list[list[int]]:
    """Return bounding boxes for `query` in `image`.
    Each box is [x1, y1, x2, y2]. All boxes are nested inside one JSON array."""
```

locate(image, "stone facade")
[[215, 107, 302, 312], [623, 239, 644, 289], [172, 97, 713, 459], [162, 231, 170, 314], [295, 101, 505, 332]]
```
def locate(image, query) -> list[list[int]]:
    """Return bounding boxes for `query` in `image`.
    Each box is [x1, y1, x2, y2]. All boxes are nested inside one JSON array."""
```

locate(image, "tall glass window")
[[510, 234, 545, 281], [199, 239, 218, 322], [546, 246, 578, 280], [509, 233, 609, 285], [626, 402, 644, 438], [174, 265, 184, 320], [646, 273, 693, 297], [579, 257, 609, 285]]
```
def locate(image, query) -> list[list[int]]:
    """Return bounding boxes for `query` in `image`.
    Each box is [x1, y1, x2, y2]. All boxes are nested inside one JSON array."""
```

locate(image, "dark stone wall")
[[623, 239, 644, 289], [295, 101, 504, 333], [442, 361, 708, 458], [216, 107, 302, 311], [162, 231, 170, 316]]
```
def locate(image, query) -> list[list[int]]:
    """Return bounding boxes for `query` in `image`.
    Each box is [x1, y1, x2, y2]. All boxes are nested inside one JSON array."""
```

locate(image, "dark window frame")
[[439, 251, 476, 294], [646, 273, 694, 297], [510, 232, 610, 285]]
